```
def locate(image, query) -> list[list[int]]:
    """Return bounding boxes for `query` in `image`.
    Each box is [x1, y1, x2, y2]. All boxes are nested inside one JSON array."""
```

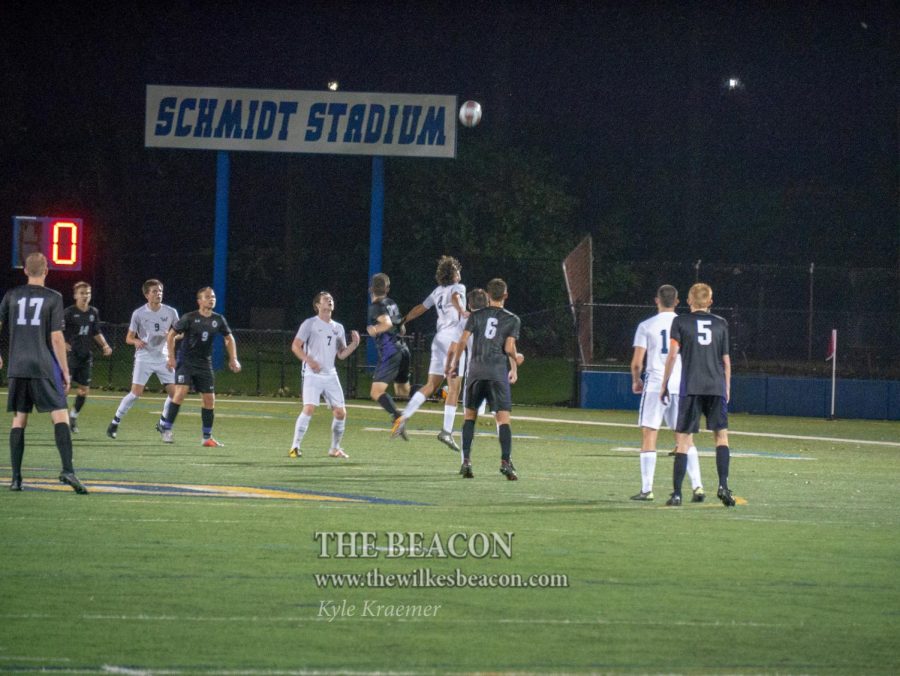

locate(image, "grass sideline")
[[1, 393, 898, 674]]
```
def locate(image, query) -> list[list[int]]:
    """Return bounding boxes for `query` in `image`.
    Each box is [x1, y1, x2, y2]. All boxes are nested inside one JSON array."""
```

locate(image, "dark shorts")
[[465, 378, 512, 414], [372, 345, 411, 385], [69, 356, 93, 387], [676, 394, 729, 433], [175, 363, 215, 393], [7, 377, 68, 413]]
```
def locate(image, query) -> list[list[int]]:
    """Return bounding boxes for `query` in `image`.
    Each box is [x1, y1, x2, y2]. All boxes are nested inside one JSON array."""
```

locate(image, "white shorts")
[[638, 391, 679, 431], [429, 331, 466, 378], [132, 359, 175, 386], [302, 372, 346, 409]]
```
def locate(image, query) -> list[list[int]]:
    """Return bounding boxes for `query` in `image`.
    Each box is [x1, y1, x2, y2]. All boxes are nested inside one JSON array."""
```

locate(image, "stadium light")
[[327, 79, 339, 91]]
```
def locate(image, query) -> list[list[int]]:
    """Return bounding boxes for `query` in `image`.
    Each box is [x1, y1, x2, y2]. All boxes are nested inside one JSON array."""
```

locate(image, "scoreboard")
[[11, 216, 83, 271]]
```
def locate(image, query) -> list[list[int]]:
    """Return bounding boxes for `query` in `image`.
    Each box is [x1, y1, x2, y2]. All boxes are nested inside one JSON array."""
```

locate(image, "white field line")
[[83, 394, 900, 448], [0, 612, 793, 629], [609, 446, 814, 460]]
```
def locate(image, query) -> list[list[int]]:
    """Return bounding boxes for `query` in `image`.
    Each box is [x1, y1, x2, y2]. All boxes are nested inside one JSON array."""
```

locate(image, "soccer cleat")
[[9, 477, 23, 491], [202, 437, 224, 448], [328, 448, 349, 459], [665, 493, 682, 506], [692, 487, 706, 503], [459, 461, 474, 479], [437, 430, 461, 452], [500, 460, 518, 481], [630, 490, 654, 501], [106, 422, 118, 439], [155, 421, 162, 433], [161, 428, 174, 444], [59, 472, 89, 495], [288, 447, 302, 458], [717, 486, 736, 507], [69, 419, 79, 434], [390, 416, 409, 441]]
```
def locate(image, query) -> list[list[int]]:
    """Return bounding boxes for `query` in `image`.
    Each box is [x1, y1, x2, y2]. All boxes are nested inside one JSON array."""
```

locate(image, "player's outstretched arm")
[[402, 303, 428, 325]]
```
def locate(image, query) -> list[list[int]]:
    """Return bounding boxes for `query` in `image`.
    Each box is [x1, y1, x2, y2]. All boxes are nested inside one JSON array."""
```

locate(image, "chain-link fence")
[[579, 302, 900, 381]]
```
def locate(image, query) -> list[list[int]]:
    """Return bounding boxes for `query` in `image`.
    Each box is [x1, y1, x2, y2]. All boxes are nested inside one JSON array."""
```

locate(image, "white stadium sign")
[[145, 84, 457, 158]]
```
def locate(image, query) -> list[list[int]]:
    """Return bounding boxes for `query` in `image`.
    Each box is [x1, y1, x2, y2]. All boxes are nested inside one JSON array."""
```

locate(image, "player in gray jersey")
[[446, 278, 521, 480], [159, 287, 240, 446], [107, 279, 179, 439], [0, 253, 87, 493], [288, 291, 360, 459], [367, 273, 411, 433], [661, 283, 734, 507], [63, 281, 113, 433]]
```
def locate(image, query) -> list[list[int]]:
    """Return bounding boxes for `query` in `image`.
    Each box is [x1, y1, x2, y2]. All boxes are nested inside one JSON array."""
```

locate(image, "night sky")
[[1, 1, 896, 320]]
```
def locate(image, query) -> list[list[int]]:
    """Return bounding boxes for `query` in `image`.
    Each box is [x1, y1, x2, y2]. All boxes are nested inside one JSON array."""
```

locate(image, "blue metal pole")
[[213, 150, 230, 370], [367, 155, 384, 366]]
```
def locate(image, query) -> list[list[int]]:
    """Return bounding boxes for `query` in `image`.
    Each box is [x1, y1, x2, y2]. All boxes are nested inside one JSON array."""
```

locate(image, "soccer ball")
[[459, 100, 482, 128]]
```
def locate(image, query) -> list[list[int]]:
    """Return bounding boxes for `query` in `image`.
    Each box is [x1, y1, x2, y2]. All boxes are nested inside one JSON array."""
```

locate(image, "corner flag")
[[826, 329, 837, 419]]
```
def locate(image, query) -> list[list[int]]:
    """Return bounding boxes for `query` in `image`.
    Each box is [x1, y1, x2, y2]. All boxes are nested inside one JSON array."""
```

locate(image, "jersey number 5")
[[697, 320, 712, 345]]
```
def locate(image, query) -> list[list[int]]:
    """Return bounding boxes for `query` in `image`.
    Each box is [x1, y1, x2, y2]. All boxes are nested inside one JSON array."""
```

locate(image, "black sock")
[[165, 402, 181, 427], [377, 393, 399, 419], [74, 395, 87, 413], [462, 419, 475, 461], [10, 428, 25, 479], [201, 408, 214, 438], [672, 453, 687, 495], [55, 422, 74, 474], [716, 445, 730, 489], [498, 423, 512, 461]]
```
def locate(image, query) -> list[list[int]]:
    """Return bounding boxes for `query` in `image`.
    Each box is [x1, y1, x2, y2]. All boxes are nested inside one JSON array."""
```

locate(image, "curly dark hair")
[[435, 255, 461, 286]]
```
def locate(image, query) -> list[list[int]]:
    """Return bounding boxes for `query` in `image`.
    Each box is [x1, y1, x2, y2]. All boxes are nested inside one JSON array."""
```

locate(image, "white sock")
[[161, 395, 173, 420], [292, 413, 312, 449], [115, 392, 139, 420], [70, 408, 79, 420], [640, 452, 657, 493], [477, 400, 487, 417], [687, 446, 702, 490], [331, 418, 346, 450], [402, 390, 427, 418], [442, 405, 457, 433]]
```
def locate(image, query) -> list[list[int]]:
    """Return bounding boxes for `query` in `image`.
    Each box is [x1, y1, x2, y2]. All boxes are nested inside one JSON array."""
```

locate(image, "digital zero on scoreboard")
[[11, 216, 83, 271]]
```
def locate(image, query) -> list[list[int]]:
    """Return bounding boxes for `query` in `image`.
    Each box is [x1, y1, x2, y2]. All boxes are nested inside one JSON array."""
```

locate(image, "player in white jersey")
[[288, 291, 360, 459], [107, 279, 179, 439], [629, 285, 704, 502], [391, 256, 467, 451]]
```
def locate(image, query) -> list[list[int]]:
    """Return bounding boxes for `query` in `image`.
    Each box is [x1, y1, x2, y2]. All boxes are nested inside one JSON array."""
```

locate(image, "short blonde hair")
[[24, 252, 47, 277], [688, 283, 713, 309]]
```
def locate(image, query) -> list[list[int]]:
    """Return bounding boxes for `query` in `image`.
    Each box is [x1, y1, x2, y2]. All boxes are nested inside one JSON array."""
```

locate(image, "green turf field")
[[1, 393, 898, 674]]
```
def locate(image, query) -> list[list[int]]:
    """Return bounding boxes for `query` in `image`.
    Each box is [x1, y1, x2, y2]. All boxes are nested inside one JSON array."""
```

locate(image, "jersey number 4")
[[15, 297, 44, 326]]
